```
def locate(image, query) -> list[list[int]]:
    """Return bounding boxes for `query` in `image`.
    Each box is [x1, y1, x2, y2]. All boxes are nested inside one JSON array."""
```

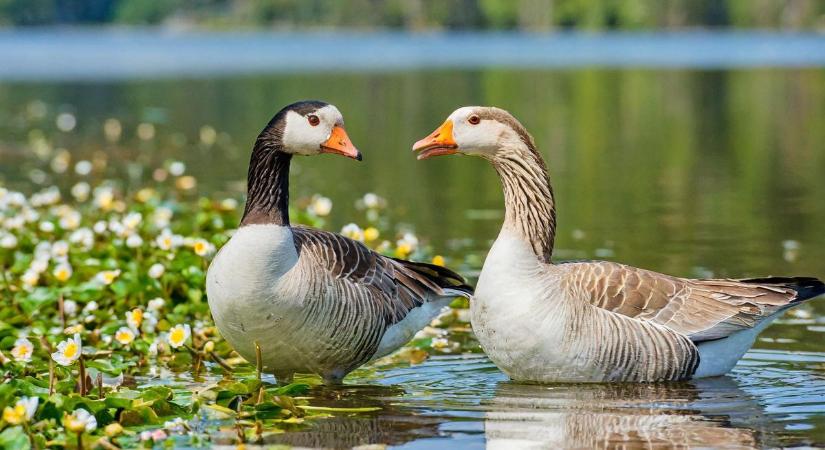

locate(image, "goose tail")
[[739, 276, 825, 303], [393, 258, 474, 299]]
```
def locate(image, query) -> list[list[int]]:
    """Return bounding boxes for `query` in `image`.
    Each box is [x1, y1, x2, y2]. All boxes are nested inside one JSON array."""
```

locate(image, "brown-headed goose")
[[413, 106, 824, 383], [206, 101, 472, 383]]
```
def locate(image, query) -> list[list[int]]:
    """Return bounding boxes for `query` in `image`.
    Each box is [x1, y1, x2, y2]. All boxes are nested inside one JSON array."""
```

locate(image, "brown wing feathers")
[[292, 226, 472, 326], [567, 261, 824, 343]]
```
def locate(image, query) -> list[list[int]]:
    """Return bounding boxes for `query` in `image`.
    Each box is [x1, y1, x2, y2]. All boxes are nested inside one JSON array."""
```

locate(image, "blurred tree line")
[[0, 0, 822, 30]]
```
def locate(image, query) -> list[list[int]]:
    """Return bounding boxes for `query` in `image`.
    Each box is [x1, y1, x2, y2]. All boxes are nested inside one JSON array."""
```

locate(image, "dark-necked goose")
[[413, 106, 824, 383], [206, 101, 472, 383]]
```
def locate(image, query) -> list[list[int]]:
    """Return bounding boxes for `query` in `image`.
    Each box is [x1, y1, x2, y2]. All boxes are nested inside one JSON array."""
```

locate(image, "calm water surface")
[[1, 31, 825, 448]]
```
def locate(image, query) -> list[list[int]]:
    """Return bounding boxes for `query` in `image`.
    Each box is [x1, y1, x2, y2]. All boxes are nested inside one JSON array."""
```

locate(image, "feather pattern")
[[463, 106, 824, 382], [207, 101, 472, 383]]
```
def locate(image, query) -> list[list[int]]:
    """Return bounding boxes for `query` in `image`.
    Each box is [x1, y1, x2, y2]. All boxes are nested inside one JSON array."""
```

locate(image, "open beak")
[[412, 120, 458, 160], [321, 125, 362, 161]]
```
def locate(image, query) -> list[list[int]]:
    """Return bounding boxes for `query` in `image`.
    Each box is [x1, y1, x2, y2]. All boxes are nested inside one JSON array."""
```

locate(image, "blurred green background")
[[1, 0, 823, 30]]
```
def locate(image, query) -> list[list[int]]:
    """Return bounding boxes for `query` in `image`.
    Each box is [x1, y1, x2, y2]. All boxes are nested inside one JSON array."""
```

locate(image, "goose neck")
[[241, 143, 292, 227], [491, 143, 557, 263]]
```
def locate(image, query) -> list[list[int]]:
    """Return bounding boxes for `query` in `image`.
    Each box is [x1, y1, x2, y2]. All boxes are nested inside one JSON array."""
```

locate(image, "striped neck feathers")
[[241, 137, 292, 227], [491, 140, 557, 263]]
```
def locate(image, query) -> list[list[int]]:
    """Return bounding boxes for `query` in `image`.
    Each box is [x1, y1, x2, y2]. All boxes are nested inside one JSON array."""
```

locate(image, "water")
[[2, 30, 825, 447]]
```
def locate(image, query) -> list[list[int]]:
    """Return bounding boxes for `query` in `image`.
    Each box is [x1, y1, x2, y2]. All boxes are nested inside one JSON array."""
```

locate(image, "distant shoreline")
[[1, 29, 824, 81]]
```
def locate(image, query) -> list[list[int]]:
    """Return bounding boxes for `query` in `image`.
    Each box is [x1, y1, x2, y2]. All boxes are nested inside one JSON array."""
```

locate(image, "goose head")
[[259, 100, 361, 160], [412, 106, 533, 160]]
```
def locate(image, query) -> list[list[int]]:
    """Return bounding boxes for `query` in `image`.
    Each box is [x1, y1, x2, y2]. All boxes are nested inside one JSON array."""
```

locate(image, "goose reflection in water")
[[258, 383, 445, 448], [484, 376, 778, 449]]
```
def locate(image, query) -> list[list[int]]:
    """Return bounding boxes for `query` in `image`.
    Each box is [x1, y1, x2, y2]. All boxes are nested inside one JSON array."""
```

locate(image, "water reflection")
[[259, 384, 448, 448], [484, 377, 774, 449]]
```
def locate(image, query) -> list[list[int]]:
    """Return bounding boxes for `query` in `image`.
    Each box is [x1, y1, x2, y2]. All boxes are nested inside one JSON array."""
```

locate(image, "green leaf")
[[297, 405, 382, 413], [0, 426, 30, 450], [269, 383, 310, 397], [19, 288, 56, 315]]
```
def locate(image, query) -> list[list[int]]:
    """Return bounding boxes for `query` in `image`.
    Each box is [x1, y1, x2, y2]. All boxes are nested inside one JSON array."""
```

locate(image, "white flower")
[[167, 324, 190, 348], [34, 241, 51, 258], [30, 187, 61, 207], [148, 263, 165, 279], [108, 219, 125, 237], [341, 223, 364, 242], [53, 262, 73, 282], [126, 234, 143, 248], [126, 308, 143, 330], [362, 192, 383, 209], [169, 161, 186, 176], [156, 228, 182, 250], [58, 209, 81, 230], [2, 397, 38, 425], [219, 198, 238, 211], [64, 408, 96, 433], [93, 186, 115, 210], [152, 207, 173, 228], [21, 270, 39, 287], [69, 228, 94, 249], [142, 312, 158, 334], [0, 233, 17, 249], [308, 195, 332, 216], [95, 269, 121, 285], [3, 216, 25, 230], [52, 240, 70, 258], [21, 207, 39, 224], [148, 340, 159, 356], [82, 301, 99, 313], [56, 112, 76, 132], [71, 181, 91, 201], [93, 220, 108, 234], [191, 238, 214, 257], [122, 212, 142, 230], [39, 221, 55, 233], [52, 333, 82, 366], [11, 338, 34, 362], [75, 160, 93, 176], [30, 257, 49, 274], [63, 299, 78, 316], [114, 327, 135, 346], [147, 297, 165, 311], [396, 232, 419, 255]]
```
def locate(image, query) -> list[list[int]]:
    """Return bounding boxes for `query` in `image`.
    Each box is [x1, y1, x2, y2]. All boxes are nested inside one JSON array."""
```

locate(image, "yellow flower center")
[[364, 227, 379, 241], [3, 404, 26, 424], [12, 346, 28, 359], [56, 268, 70, 282], [194, 242, 205, 253], [64, 416, 86, 433], [170, 328, 185, 344], [63, 341, 78, 359], [130, 309, 143, 325]]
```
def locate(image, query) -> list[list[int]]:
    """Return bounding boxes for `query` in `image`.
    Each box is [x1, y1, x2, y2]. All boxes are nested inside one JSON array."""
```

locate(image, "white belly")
[[472, 231, 635, 382], [472, 232, 583, 381], [206, 225, 308, 374]]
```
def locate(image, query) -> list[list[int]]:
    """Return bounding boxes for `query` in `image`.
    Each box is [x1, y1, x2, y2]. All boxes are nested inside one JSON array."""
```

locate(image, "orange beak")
[[412, 120, 458, 160], [321, 125, 362, 161]]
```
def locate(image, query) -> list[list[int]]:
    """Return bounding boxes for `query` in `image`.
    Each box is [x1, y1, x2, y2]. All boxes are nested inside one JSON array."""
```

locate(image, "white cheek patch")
[[450, 110, 507, 155], [282, 110, 331, 155]]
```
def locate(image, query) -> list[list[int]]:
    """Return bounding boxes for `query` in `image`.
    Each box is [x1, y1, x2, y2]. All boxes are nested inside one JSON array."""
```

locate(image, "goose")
[[413, 106, 825, 383], [206, 101, 472, 383]]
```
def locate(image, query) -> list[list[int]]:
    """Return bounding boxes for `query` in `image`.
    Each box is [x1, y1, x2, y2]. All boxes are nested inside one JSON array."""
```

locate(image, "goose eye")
[[307, 115, 320, 126], [468, 115, 480, 125]]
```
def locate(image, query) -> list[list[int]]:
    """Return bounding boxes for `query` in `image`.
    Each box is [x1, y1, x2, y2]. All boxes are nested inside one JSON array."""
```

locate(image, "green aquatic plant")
[[0, 153, 469, 447]]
